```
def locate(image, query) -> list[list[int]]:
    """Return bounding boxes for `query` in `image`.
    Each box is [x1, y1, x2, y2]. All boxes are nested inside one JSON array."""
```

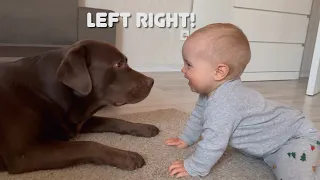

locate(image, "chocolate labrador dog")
[[0, 40, 159, 174]]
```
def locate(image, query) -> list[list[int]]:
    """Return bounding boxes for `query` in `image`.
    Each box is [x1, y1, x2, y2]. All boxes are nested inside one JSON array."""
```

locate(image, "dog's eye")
[[114, 61, 124, 68]]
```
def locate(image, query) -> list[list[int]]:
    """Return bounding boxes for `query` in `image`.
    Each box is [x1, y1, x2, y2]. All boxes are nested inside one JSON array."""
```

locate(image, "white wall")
[[307, 23, 320, 95], [79, 0, 191, 72], [192, 0, 312, 81], [79, 0, 313, 81], [233, 0, 312, 15], [190, 0, 233, 34], [301, 0, 320, 78]]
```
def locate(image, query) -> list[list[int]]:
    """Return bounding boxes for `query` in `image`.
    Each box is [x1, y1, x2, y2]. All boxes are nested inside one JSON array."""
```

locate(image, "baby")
[[165, 23, 320, 179]]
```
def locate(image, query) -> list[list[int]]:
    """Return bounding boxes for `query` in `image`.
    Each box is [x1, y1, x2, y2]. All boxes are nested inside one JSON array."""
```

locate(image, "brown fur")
[[0, 40, 159, 174]]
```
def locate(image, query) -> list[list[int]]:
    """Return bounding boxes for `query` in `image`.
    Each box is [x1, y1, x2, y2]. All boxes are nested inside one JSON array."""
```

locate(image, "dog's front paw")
[[121, 152, 145, 170], [130, 124, 160, 137], [145, 124, 160, 137], [139, 124, 160, 137]]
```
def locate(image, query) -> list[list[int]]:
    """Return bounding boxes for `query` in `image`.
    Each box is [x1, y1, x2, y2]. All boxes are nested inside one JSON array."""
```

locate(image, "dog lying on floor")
[[0, 40, 159, 174]]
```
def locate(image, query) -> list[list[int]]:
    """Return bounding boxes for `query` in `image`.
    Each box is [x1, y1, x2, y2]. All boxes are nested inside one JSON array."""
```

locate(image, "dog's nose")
[[147, 78, 154, 86]]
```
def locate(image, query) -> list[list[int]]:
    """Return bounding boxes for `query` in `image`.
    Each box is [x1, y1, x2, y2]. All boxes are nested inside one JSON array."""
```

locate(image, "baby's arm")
[[183, 102, 240, 177], [178, 95, 206, 146]]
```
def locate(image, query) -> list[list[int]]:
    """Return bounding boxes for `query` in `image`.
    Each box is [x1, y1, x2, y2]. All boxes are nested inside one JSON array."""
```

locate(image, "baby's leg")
[[263, 136, 320, 180]]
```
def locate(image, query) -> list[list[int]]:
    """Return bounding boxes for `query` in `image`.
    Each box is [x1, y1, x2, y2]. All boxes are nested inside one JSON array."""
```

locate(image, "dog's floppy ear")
[[57, 44, 92, 96]]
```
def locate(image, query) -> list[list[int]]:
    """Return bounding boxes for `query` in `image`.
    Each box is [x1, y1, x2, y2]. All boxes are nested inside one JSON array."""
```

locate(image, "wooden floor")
[[97, 72, 320, 130]]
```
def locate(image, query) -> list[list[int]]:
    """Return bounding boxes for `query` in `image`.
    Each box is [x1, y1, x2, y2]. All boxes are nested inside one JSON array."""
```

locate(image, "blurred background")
[[1, 0, 320, 95]]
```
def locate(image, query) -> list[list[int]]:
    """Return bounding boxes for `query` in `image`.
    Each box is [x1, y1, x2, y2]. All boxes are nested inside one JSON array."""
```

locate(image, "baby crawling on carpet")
[[165, 23, 320, 180]]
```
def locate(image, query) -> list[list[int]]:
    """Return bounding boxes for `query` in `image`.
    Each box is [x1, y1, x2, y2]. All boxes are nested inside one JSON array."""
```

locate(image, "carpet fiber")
[[0, 108, 275, 180]]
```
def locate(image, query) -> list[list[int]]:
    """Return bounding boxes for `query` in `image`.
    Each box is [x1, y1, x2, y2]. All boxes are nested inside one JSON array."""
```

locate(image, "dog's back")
[[0, 58, 43, 171], [0, 57, 50, 143], [0, 54, 73, 171]]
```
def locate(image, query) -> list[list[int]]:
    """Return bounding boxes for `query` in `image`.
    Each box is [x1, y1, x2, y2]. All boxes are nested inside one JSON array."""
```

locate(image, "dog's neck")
[[67, 95, 105, 122]]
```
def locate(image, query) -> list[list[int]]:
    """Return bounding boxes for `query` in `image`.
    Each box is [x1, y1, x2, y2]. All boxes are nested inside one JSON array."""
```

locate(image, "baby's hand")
[[168, 160, 190, 178], [165, 138, 188, 149]]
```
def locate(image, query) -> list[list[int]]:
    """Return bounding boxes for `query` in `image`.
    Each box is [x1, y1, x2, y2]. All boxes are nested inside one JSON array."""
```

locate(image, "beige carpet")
[[0, 108, 275, 180]]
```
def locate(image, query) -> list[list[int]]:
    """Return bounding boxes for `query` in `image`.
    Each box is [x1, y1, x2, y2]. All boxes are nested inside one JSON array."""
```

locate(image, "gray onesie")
[[179, 78, 320, 180]]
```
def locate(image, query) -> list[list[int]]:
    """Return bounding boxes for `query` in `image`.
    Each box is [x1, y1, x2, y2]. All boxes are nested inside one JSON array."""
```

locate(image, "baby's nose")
[[181, 67, 186, 73]]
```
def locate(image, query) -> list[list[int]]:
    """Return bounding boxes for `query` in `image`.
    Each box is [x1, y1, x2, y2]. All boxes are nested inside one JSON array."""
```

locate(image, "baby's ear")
[[214, 63, 229, 80]]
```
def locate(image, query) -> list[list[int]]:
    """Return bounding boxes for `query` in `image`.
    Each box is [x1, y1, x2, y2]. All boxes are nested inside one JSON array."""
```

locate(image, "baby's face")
[[181, 38, 218, 94]]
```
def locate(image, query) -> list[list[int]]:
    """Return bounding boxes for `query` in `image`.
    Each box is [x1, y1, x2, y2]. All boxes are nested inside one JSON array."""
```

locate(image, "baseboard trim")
[[132, 65, 301, 81], [131, 64, 182, 72], [299, 71, 310, 78], [0, 62, 302, 81], [0, 45, 64, 57], [241, 72, 300, 81]]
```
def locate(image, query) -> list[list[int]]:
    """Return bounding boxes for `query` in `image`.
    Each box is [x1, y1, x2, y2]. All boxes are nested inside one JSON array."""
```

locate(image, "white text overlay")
[[87, 12, 196, 28]]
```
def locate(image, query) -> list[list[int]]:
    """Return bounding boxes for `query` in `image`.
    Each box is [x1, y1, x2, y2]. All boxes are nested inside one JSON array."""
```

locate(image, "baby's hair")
[[189, 23, 251, 79]]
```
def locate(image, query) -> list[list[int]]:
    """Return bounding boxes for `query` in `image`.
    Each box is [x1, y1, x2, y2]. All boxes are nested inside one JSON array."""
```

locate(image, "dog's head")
[[56, 40, 154, 106]]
